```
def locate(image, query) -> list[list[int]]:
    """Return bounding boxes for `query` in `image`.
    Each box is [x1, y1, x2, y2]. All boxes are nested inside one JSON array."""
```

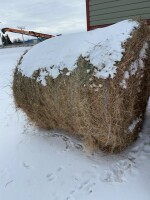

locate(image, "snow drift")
[[13, 20, 150, 152]]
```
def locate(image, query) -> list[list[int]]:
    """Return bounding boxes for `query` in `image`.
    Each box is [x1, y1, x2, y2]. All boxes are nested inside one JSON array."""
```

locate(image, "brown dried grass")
[[13, 22, 150, 153]]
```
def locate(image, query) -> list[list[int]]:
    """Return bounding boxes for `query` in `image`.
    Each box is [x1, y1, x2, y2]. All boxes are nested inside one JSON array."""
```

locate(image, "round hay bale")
[[13, 20, 150, 152]]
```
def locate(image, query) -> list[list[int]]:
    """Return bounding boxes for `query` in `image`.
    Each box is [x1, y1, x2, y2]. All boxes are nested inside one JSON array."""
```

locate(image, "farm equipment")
[[1, 27, 54, 39]]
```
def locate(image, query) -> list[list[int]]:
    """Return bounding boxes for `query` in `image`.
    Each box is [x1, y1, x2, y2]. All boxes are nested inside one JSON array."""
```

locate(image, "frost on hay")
[[13, 21, 150, 152]]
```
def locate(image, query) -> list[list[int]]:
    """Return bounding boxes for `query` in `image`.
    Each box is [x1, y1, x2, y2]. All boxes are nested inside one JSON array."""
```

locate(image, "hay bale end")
[[13, 20, 150, 152]]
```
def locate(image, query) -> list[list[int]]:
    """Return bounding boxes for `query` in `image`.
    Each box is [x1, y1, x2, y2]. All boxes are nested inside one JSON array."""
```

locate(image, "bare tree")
[[17, 26, 25, 44]]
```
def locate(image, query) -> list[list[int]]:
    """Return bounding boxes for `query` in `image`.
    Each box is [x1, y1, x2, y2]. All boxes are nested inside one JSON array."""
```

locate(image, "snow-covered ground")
[[0, 47, 150, 200]]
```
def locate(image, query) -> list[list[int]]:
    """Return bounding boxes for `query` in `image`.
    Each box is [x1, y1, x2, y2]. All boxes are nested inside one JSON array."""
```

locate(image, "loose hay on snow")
[[13, 20, 150, 152]]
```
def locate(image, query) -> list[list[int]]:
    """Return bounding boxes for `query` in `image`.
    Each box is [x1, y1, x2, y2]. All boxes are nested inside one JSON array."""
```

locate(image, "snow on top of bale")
[[19, 20, 139, 82]]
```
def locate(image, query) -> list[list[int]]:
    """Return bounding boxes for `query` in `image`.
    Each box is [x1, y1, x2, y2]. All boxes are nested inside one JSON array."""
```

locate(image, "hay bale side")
[[13, 22, 150, 152]]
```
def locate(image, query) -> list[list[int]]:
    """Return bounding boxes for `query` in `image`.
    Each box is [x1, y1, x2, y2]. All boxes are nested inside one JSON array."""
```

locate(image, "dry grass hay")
[[13, 21, 150, 153]]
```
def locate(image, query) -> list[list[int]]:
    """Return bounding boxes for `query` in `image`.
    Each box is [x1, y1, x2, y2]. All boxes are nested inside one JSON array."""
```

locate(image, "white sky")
[[0, 0, 86, 41]]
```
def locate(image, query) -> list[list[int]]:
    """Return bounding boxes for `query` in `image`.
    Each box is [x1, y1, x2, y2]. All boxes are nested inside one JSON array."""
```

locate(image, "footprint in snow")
[[57, 166, 63, 172], [46, 167, 63, 182], [22, 162, 30, 169], [75, 144, 84, 151], [131, 146, 140, 154], [0, 168, 13, 187], [143, 145, 150, 154], [101, 159, 134, 183], [65, 196, 76, 200], [62, 136, 69, 141], [70, 179, 95, 195], [46, 173, 56, 182], [5, 180, 13, 188], [66, 181, 91, 199]]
